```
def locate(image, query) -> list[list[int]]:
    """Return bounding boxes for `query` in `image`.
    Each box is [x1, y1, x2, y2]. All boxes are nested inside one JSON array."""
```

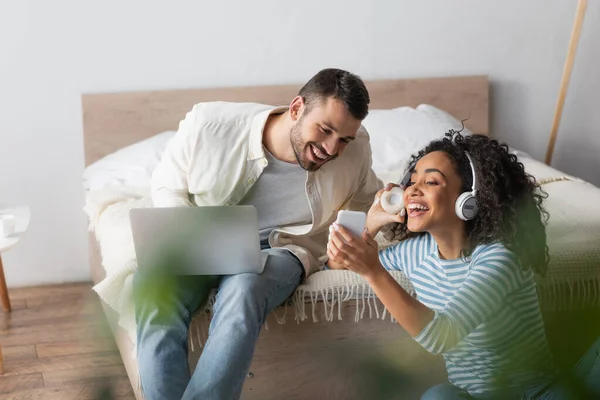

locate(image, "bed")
[[81, 75, 600, 399]]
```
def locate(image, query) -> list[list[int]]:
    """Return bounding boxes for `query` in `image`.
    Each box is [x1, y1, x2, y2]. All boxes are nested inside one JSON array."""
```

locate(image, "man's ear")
[[289, 96, 305, 122]]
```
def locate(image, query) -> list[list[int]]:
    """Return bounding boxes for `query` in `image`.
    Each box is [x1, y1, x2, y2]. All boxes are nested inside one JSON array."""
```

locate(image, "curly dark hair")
[[390, 131, 550, 276]]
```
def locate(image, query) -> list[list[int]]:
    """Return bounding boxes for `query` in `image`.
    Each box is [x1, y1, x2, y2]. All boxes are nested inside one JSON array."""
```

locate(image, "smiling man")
[[135, 68, 383, 400]]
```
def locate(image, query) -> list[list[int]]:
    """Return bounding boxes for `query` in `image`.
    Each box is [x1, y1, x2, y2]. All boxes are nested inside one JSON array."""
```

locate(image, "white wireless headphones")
[[454, 152, 479, 221], [400, 151, 479, 221]]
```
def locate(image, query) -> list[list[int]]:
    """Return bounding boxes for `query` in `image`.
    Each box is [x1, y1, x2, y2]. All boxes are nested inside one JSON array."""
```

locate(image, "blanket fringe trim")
[[536, 276, 600, 311], [186, 283, 404, 353], [185, 276, 600, 354]]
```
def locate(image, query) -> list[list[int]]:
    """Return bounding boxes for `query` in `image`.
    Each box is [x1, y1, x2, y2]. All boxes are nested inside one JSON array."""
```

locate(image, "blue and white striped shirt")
[[379, 233, 557, 395]]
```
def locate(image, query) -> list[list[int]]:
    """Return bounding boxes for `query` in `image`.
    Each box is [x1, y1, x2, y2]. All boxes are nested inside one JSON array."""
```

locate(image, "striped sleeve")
[[378, 234, 433, 277], [413, 245, 525, 354]]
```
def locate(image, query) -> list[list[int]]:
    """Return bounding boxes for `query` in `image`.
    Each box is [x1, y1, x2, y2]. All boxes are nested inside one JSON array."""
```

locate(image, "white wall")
[[1, 0, 598, 287]]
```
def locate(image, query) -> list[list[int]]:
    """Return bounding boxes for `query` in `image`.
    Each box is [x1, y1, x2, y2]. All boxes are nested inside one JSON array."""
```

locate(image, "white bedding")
[[83, 131, 175, 191]]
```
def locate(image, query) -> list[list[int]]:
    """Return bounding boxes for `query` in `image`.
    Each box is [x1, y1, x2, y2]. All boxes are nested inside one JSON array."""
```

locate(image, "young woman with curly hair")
[[327, 132, 600, 399]]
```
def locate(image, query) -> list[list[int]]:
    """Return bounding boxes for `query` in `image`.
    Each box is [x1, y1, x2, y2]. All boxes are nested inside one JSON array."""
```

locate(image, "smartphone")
[[334, 210, 367, 239]]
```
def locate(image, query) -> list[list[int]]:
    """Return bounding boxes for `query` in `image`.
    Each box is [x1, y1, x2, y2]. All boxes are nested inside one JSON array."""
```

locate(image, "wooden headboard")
[[82, 75, 489, 166]]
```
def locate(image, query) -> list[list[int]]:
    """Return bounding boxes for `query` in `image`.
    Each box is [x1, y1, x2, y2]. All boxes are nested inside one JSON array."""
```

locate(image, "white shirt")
[[151, 101, 382, 276]]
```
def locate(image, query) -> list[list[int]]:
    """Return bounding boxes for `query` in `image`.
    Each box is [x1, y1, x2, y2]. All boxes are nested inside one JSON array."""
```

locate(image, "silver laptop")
[[129, 205, 267, 275]]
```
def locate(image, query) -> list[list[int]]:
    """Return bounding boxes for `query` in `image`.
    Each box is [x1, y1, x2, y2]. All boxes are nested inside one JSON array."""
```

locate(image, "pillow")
[[83, 131, 175, 190], [363, 104, 473, 181]]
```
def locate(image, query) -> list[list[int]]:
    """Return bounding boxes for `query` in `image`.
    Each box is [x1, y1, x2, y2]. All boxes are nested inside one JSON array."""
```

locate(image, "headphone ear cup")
[[455, 192, 478, 221]]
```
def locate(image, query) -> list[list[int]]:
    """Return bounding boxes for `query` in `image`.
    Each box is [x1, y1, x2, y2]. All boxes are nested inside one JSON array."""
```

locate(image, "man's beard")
[[290, 121, 319, 172]]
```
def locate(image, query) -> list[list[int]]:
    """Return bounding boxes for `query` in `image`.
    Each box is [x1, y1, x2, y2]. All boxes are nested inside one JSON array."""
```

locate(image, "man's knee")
[[134, 270, 179, 308], [134, 271, 214, 326], [217, 273, 263, 304], [214, 273, 277, 325], [212, 253, 303, 319]]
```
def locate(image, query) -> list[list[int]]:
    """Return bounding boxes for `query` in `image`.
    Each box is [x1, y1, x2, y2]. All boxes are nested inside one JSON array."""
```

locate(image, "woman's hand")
[[327, 224, 386, 280], [366, 183, 406, 236], [327, 222, 435, 337], [325, 256, 347, 270]]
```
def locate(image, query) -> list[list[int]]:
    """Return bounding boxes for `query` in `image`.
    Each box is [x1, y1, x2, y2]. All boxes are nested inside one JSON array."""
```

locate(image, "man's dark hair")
[[298, 68, 370, 120]]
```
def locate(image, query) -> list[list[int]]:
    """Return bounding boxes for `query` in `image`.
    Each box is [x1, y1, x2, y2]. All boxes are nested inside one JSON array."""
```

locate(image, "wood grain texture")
[[36, 340, 118, 358], [1, 346, 37, 362], [2, 352, 123, 377], [0, 373, 44, 394], [0, 283, 133, 399], [6, 302, 101, 329], [8, 283, 94, 301], [0, 319, 113, 348], [42, 365, 129, 387], [4, 299, 26, 312], [82, 75, 489, 165], [0, 378, 134, 400]]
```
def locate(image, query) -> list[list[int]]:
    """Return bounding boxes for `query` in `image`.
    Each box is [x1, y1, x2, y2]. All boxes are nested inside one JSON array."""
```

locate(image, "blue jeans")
[[133, 247, 304, 400], [421, 336, 600, 399]]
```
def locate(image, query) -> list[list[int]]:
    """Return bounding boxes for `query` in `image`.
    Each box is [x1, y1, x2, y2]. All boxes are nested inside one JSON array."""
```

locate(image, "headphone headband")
[[463, 152, 478, 195]]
